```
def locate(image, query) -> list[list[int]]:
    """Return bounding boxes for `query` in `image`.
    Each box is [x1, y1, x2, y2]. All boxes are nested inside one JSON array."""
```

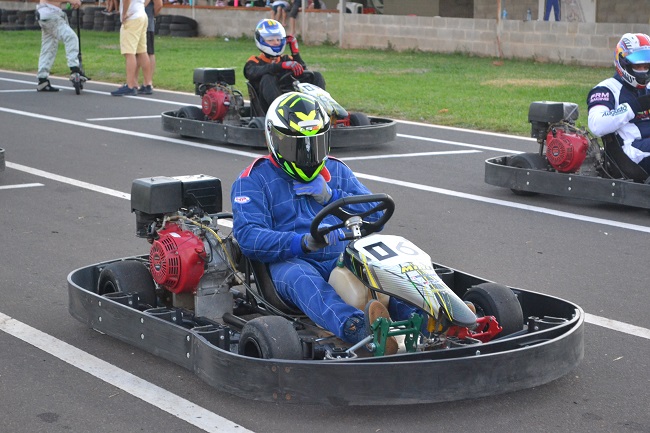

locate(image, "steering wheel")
[[309, 194, 395, 244], [278, 70, 315, 91]]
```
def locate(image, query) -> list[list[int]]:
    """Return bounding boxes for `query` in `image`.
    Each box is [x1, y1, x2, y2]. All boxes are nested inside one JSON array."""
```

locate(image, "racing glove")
[[293, 177, 332, 205], [281, 61, 304, 76], [302, 227, 345, 253], [286, 34, 299, 55], [627, 94, 650, 114]]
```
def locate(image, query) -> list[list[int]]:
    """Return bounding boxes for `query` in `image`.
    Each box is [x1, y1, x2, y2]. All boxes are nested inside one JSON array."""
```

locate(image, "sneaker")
[[137, 84, 153, 95], [111, 84, 137, 96], [37, 79, 59, 92], [364, 300, 399, 355]]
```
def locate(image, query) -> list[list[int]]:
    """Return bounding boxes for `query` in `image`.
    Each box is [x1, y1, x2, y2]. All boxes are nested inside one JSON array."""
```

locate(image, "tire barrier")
[[0, 9, 198, 37]]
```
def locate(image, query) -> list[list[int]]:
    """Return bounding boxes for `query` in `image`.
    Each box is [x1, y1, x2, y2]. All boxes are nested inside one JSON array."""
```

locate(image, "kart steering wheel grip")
[[309, 194, 395, 244], [278, 70, 314, 88]]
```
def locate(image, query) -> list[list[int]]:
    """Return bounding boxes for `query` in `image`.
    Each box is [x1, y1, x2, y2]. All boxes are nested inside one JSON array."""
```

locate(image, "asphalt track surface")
[[1, 70, 649, 433]]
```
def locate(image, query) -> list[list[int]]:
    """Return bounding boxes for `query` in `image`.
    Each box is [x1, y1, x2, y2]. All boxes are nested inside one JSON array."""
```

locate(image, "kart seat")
[[249, 260, 304, 315], [246, 81, 267, 118], [602, 134, 649, 183]]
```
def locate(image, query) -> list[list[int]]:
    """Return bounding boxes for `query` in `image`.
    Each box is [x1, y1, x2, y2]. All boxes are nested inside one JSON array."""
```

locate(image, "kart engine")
[[131, 175, 236, 319], [544, 128, 589, 173], [529, 101, 590, 173], [194, 68, 244, 124]]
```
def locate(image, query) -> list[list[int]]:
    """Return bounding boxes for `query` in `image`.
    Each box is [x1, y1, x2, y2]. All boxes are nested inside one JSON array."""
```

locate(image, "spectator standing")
[[111, 0, 151, 96], [271, 0, 289, 25], [136, 0, 162, 95], [544, 0, 560, 21], [287, 0, 300, 35], [35, 0, 87, 91], [307, 0, 323, 9], [102, 0, 119, 15]]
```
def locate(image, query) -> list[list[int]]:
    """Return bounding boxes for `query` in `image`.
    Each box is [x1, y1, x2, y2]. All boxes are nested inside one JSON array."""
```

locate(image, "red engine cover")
[[545, 129, 589, 173], [201, 88, 231, 121], [149, 224, 206, 294]]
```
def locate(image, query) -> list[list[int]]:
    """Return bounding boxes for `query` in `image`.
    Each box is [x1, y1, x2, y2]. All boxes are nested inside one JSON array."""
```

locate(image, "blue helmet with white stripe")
[[254, 19, 286, 57]]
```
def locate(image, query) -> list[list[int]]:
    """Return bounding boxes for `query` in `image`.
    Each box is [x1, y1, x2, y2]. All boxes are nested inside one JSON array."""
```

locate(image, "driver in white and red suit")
[[587, 33, 650, 173], [231, 92, 417, 355], [244, 19, 326, 112]]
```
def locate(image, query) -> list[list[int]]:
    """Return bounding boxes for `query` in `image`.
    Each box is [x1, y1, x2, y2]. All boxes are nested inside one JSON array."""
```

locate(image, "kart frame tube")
[[485, 156, 650, 209], [68, 256, 584, 406]]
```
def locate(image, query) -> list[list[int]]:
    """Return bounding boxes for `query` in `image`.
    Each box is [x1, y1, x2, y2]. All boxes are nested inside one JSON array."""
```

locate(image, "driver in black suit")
[[244, 19, 326, 112]]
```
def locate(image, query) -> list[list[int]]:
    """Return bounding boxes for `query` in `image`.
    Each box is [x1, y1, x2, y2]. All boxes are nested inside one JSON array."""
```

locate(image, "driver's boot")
[[365, 300, 399, 356]]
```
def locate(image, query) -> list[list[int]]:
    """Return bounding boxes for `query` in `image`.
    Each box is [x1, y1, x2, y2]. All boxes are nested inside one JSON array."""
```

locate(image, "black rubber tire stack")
[[102, 11, 117, 32], [168, 15, 198, 37], [93, 9, 104, 31], [156, 14, 172, 35], [1, 10, 19, 30], [82, 7, 102, 30], [21, 10, 39, 30]]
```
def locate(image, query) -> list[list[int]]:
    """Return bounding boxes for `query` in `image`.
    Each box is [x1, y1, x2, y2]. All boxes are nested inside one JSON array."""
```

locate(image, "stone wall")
[[4, 0, 649, 67]]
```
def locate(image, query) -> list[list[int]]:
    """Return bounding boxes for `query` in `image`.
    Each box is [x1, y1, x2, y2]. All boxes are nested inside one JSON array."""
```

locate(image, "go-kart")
[[68, 174, 584, 405], [485, 101, 650, 209], [161, 68, 397, 149]]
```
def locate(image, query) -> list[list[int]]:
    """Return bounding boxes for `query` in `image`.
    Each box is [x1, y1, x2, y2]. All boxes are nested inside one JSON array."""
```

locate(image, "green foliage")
[[0, 30, 611, 136]]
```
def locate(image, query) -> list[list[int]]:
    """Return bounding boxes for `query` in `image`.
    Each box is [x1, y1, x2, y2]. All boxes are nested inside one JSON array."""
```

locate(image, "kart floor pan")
[[68, 257, 584, 406], [161, 111, 397, 149], [485, 155, 650, 209]]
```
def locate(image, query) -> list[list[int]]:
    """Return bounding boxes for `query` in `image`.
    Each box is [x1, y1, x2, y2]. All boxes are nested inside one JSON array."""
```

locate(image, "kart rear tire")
[[177, 105, 205, 121], [247, 117, 265, 129], [239, 316, 302, 360], [463, 283, 523, 338], [507, 153, 547, 196], [349, 112, 371, 126], [97, 260, 157, 308]]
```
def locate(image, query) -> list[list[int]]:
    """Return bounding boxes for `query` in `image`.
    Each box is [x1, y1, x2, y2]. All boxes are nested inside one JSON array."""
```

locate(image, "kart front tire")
[[177, 105, 205, 121], [462, 283, 523, 338], [349, 112, 371, 126], [239, 316, 302, 360], [97, 260, 157, 308]]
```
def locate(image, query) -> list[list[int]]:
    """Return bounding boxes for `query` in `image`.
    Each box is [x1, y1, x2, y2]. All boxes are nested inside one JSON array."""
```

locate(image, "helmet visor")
[[626, 48, 650, 64], [271, 127, 329, 168]]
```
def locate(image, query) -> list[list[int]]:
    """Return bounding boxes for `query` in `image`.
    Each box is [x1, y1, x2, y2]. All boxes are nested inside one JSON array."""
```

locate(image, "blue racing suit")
[[231, 155, 417, 343]]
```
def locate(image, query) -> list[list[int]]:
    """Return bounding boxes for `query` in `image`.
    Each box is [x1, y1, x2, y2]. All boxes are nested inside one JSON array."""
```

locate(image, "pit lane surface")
[[1, 70, 648, 433]]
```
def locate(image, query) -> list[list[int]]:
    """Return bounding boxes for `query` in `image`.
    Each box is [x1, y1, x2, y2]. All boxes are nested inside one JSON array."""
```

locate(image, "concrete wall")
[[4, 0, 649, 67], [162, 6, 647, 66]]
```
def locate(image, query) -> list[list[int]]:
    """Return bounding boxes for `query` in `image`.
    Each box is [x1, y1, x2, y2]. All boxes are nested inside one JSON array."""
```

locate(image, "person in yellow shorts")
[[111, 0, 151, 96]]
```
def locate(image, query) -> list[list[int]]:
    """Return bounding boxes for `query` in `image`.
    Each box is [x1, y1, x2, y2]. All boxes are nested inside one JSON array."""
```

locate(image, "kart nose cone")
[[447, 296, 478, 328]]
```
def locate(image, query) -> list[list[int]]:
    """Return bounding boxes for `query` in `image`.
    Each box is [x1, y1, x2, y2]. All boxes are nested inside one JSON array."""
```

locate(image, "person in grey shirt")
[[35, 0, 87, 91]]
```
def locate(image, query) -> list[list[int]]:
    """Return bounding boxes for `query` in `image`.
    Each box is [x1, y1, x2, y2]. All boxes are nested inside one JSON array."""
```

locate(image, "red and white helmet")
[[614, 33, 650, 89]]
